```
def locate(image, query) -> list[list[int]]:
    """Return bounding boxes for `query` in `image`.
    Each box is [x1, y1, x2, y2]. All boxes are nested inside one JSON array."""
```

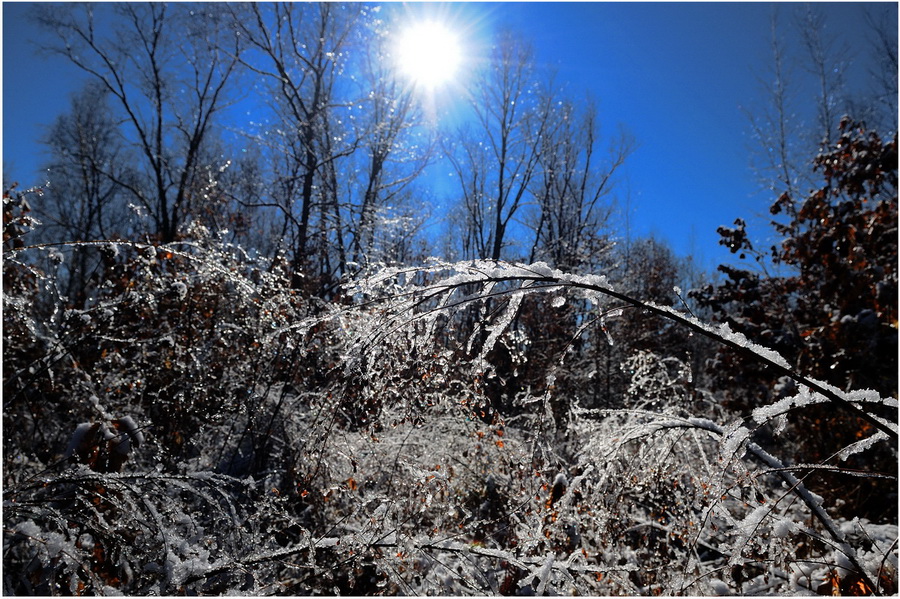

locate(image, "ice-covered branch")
[[345, 260, 897, 442], [645, 416, 881, 592]]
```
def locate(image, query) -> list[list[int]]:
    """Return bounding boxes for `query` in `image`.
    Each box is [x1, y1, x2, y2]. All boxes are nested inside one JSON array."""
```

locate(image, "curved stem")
[[375, 262, 896, 443]]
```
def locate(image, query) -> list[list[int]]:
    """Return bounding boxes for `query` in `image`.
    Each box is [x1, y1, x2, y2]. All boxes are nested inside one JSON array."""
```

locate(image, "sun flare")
[[395, 21, 462, 89]]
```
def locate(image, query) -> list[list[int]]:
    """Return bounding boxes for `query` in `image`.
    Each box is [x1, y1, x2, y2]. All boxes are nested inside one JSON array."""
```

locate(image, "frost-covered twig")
[[648, 416, 881, 592]]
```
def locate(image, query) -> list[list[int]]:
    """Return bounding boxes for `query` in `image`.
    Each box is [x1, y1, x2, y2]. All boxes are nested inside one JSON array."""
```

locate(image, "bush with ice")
[[3, 241, 896, 594]]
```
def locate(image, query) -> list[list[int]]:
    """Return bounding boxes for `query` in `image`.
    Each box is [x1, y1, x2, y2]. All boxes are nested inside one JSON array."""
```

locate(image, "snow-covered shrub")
[[331, 259, 897, 595], [3, 221, 320, 593], [4, 201, 896, 594]]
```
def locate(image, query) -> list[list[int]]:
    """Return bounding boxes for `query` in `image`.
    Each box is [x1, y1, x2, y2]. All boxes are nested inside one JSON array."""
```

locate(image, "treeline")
[[12, 0, 896, 443], [20, 2, 639, 302], [12, 3, 897, 304]]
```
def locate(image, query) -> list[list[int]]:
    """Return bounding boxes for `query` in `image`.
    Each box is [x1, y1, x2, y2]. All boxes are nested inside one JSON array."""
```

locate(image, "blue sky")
[[2, 2, 896, 270]]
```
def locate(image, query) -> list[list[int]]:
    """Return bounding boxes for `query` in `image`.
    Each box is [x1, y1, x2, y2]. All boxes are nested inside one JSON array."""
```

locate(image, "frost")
[[753, 387, 898, 441], [535, 555, 555, 595], [713, 321, 792, 370], [14, 520, 42, 538], [4, 240, 895, 597], [729, 504, 771, 563], [836, 432, 889, 461], [171, 280, 188, 300], [772, 517, 798, 538], [478, 289, 525, 362]]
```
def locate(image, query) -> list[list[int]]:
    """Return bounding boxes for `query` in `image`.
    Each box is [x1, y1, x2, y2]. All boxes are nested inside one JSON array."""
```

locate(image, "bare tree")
[[346, 25, 434, 271], [796, 5, 852, 148], [528, 98, 633, 272], [448, 31, 553, 261], [215, 145, 286, 258], [744, 8, 806, 212], [37, 83, 128, 243], [33, 82, 130, 305], [445, 125, 491, 260], [745, 5, 891, 219], [797, 4, 851, 146], [864, 5, 899, 132], [228, 2, 361, 289], [34, 3, 239, 242]]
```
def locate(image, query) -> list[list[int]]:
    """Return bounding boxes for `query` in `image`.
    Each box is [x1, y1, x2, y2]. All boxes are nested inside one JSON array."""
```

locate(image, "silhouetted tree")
[[346, 21, 433, 271], [447, 31, 553, 261], [864, 5, 899, 131], [34, 3, 239, 243], [228, 2, 362, 291], [528, 98, 633, 272], [746, 4, 896, 208], [31, 83, 129, 306]]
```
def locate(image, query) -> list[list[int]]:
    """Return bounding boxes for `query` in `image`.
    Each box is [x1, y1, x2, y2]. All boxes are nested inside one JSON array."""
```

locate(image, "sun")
[[395, 21, 462, 89]]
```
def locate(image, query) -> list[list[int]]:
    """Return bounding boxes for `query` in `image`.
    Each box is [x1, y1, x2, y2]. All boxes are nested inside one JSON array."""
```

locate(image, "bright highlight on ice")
[[395, 21, 462, 88]]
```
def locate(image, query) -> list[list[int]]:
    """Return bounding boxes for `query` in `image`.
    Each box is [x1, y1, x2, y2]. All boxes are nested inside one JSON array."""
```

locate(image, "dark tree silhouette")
[[34, 3, 239, 242]]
